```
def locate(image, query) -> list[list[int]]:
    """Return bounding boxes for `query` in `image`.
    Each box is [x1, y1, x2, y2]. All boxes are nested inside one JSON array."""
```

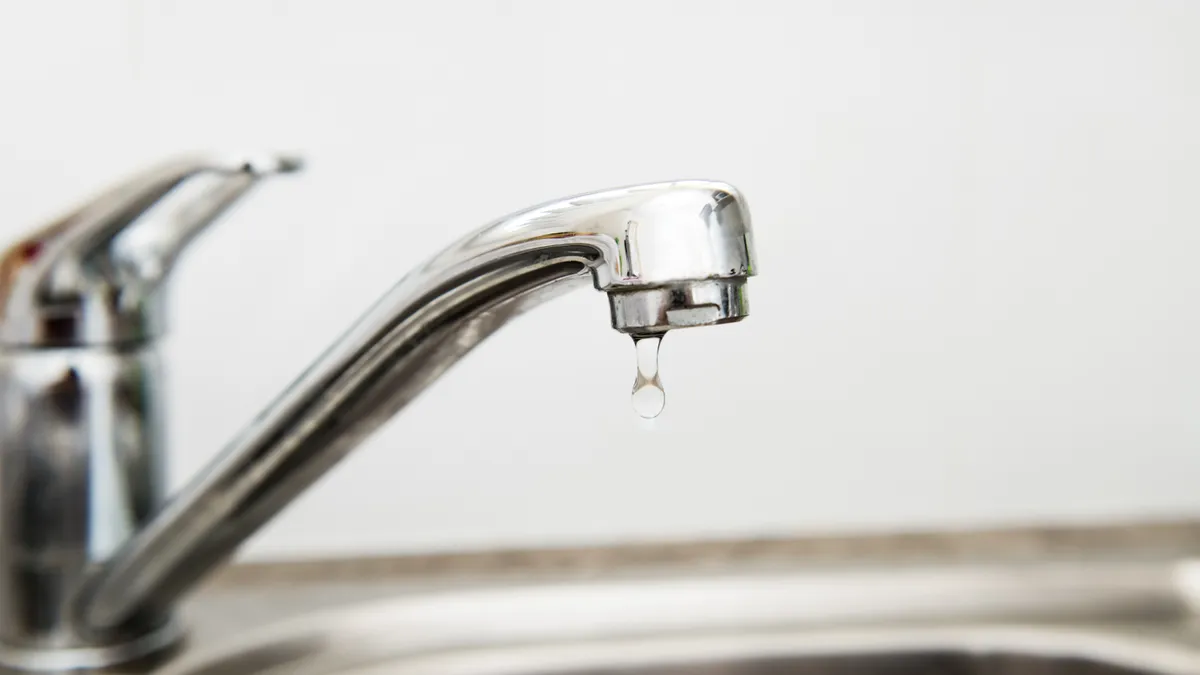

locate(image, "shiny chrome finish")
[[76, 179, 756, 636], [0, 166, 756, 670], [0, 347, 179, 672], [0, 155, 300, 670], [161, 560, 1200, 675], [609, 278, 748, 334]]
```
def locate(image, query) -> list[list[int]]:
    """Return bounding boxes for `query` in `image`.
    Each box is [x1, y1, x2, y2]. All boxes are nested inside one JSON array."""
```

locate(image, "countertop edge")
[[205, 517, 1200, 589]]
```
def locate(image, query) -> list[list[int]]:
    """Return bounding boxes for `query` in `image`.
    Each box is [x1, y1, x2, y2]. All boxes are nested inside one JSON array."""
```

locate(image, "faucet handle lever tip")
[[216, 152, 305, 176]]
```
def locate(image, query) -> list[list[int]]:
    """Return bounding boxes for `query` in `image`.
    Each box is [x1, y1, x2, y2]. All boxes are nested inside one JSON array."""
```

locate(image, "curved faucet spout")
[[74, 180, 757, 635]]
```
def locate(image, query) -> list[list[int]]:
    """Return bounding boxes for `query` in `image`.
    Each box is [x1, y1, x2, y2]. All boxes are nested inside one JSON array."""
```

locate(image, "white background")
[[2, 0, 1199, 562]]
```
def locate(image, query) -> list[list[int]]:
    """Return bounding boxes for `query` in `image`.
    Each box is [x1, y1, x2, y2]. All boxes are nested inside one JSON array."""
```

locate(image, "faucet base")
[[0, 619, 182, 672]]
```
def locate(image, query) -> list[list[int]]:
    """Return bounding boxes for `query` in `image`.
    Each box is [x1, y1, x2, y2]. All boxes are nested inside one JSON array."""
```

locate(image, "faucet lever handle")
[[0, 153, 302, 347], [105, 154, 304, 286]]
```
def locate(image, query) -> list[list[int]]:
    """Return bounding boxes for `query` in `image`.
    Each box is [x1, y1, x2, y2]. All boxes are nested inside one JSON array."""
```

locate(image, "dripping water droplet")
[[631, 333, 666, 419]]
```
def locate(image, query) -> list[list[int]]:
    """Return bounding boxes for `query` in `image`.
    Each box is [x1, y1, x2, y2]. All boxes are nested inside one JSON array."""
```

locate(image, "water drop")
[[631, 333, 666, 419]]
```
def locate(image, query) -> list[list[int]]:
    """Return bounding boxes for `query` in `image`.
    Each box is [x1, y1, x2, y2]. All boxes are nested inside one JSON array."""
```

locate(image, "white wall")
[[2, 0, 1200, 561]]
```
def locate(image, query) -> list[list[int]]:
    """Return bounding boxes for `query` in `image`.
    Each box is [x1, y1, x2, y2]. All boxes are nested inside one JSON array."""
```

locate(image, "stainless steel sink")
[[158, 558, 1200, 675]]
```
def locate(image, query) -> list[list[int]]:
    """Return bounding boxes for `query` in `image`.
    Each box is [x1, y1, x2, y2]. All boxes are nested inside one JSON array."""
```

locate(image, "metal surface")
[[160, 559, 1200, 675], [0, 347, 179, 671], [0, 156, 299, 670], [76, 178, 754, 635], [0, 161, 756, 670]]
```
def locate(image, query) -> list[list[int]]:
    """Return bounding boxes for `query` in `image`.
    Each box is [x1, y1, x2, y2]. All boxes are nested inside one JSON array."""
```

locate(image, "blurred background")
[[1, 0, 1199, 562]]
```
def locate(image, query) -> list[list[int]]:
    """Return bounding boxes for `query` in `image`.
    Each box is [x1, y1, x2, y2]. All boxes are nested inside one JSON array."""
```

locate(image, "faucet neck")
[[74, 180, 755, 641], [0, 174, 754, 672]]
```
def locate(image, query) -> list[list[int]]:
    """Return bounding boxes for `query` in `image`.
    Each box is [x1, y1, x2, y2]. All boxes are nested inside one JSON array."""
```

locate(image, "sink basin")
[[162, 560, 1200, 675]]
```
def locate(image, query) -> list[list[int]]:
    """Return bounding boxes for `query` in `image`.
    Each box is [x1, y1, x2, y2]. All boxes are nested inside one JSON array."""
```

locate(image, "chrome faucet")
[[0, 154, 757, 670]]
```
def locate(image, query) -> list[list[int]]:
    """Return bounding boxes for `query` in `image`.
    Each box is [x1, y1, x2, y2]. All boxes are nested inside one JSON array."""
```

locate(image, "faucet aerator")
[[608, 278, 750, 335]]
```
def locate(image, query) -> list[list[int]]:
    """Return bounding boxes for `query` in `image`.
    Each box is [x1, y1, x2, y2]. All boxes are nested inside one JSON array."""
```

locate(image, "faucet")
[[0, 154, 757, 670]]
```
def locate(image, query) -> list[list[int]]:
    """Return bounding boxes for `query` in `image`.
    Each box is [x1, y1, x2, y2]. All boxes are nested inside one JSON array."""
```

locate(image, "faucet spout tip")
[[608, 278, 749, 335]]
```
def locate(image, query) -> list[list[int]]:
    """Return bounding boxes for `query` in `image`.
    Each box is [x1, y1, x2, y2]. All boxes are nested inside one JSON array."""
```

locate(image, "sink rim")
[[161, 559, 1200, 675]]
